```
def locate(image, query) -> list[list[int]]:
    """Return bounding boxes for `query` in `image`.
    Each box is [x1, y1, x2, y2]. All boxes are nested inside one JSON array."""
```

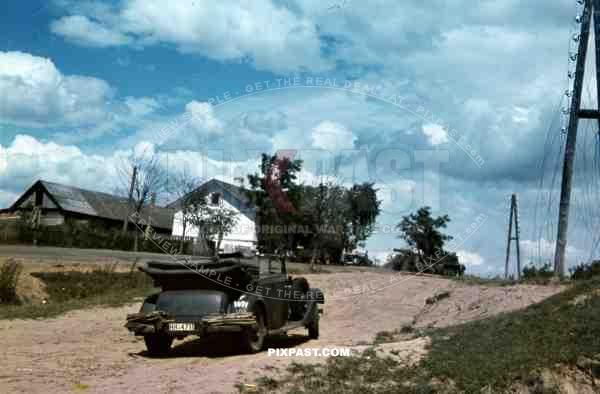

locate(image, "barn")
[[0, 180, 175, 234]]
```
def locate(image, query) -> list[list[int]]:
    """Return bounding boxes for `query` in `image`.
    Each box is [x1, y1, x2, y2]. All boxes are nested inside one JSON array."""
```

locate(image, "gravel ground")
[[0, 271, 564, 393]]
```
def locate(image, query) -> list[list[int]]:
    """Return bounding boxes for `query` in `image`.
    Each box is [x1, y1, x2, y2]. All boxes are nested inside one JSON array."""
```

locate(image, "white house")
[[168, 179, 257, 254]]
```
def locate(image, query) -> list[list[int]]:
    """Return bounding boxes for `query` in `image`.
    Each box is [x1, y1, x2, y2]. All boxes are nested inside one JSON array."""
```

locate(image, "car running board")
[[267, 301, 318, 336]]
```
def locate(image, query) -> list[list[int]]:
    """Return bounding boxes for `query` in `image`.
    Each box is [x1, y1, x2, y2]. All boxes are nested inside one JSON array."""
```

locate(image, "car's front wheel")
[[241, 308, 266, 353], [144, 333, 173, 357]]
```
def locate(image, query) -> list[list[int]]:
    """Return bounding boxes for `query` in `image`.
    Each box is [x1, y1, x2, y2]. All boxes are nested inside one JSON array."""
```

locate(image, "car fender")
[[246, 295, 268, 318]]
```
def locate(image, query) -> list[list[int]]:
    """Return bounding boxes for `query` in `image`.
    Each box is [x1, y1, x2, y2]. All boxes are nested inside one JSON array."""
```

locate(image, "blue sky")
[[1, 0, 598, 275]]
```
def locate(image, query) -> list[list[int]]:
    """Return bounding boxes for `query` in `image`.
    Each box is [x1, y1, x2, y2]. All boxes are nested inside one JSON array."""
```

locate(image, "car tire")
[[290, 278, 309, 320], [144, 333, 173, 357], [308, 309, 319, 339], [242, 307, 266, 353]]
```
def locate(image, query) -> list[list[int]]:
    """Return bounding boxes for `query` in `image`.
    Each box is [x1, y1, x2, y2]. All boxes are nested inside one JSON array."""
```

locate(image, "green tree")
[[205, 205, 239, 257], [183, 191, 238, 256], [171, 168, 203, 253], [303, 182, 348, 268], [245, 154, 381, 264], [345, 182, 381, 252], [302, 181, 380, 266], [246, 153, 304, 255], [396, 206, 452, 268]]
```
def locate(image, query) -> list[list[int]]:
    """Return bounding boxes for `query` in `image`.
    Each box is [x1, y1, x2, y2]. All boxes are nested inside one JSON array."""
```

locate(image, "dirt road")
[[1, 272, 563, 394]]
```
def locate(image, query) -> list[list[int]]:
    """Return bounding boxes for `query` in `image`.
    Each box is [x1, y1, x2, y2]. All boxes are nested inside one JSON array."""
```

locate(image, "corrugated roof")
[[18, 180, 175, 231]]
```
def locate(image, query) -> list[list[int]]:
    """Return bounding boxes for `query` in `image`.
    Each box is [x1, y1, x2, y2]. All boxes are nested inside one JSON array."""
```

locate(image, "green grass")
[[423, 279, 600, 392], [253, 279, 600, 393], [0, 267, 155, 320], [455, 273, 568, 287], [453, 274, 517, 286], [251, 350, 434, 394]]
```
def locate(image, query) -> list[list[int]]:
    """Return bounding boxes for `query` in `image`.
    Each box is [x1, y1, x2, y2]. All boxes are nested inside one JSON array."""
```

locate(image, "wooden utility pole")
[[122, 165, 138, 235], [554, 0, 600, 277], [505, 194, 521, 279]]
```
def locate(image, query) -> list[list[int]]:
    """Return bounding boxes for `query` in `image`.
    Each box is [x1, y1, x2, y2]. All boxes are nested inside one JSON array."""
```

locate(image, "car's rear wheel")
[[290, 278, 309, 320], [144, 333, 173, 357], [241, 308, 266, 353], [308, 308, 319, 339]]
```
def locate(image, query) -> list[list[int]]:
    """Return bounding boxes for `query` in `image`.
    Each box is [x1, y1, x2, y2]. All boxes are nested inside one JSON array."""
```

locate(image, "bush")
[[521, 262, 554, 282], [0, 259, 23, 304], [1, 217, 194, 254], [570, 260, 600, 280], [31, 264, 152, 303], [0, 222, 20, 244], [386, 249, 465, 277]]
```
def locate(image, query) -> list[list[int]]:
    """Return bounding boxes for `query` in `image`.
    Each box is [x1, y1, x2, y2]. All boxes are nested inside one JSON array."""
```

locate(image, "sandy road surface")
[[1, 272, 563, 394]]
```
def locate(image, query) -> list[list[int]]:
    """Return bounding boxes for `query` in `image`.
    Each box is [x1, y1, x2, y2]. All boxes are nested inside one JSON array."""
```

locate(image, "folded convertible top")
[[139, 258, 260, 291]]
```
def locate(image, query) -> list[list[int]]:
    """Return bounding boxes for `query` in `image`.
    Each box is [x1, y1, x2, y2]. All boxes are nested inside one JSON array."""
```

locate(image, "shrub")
[[385, 249, 465, 277], [570, 260, 600, 280], [0, 222, 20, 244], [2, 216, 194, 254], [30, 265, 152, 303], [521, 263, 554, 282], [0, 259, 23, 304]]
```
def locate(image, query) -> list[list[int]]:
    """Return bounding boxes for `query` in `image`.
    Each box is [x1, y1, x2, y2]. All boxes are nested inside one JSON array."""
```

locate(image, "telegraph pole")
[[554, 0, 600, 277], [122, 165, 138, 235], [505, 194, 521, 279]]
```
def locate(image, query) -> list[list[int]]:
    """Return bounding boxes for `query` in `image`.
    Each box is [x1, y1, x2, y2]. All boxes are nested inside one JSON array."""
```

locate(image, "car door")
[[256, 258, 289, 329]]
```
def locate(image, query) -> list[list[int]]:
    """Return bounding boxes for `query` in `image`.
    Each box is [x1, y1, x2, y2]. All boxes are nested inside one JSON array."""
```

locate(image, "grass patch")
[[0, 259, 22, 304], [453, 274, 517, 287], [254, 279, 600, 393], [422, 279, 600, 392], [72, 383, 90, 391], [374, 330, 399, 344], [0, 264, 154, 319], [255, 350, 434, 394]]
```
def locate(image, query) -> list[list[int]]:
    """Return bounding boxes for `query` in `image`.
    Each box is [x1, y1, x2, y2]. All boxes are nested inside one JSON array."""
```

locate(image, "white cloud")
[[0, 135, 117, 196], [0, 51, 113, 127], [125, 97, 160, 117], [0, 135, 257, 207], [133, 141, 155, 159], [51, 0, 331, 74], [50, 15, 132, 48], [422, 123, 449, 145], [512, 106, 530, 123], [0, 145, 6, 174], [185, 101, 224, 134], [456, 250, 485, 267], [0, 190, 17, 208], [520, 238, 583, 262], [0, 51, 172, 143], [311, 121, 355, 151]]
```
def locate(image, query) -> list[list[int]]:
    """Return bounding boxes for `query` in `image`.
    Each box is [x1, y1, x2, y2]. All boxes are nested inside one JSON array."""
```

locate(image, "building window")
[[210, 193, 221, 206]]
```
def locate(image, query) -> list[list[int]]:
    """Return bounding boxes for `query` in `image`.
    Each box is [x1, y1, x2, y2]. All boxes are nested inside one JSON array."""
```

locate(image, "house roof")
[[8, 180, 175, 231], [166, 179, 256, 221]]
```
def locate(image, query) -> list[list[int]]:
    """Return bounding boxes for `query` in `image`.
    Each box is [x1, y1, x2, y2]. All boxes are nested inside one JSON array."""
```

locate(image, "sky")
[[1, 0, 599, 276]]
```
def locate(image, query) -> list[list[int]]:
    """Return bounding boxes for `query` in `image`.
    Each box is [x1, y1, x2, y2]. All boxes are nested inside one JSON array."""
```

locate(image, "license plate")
[[168, 322, 195, 332]]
